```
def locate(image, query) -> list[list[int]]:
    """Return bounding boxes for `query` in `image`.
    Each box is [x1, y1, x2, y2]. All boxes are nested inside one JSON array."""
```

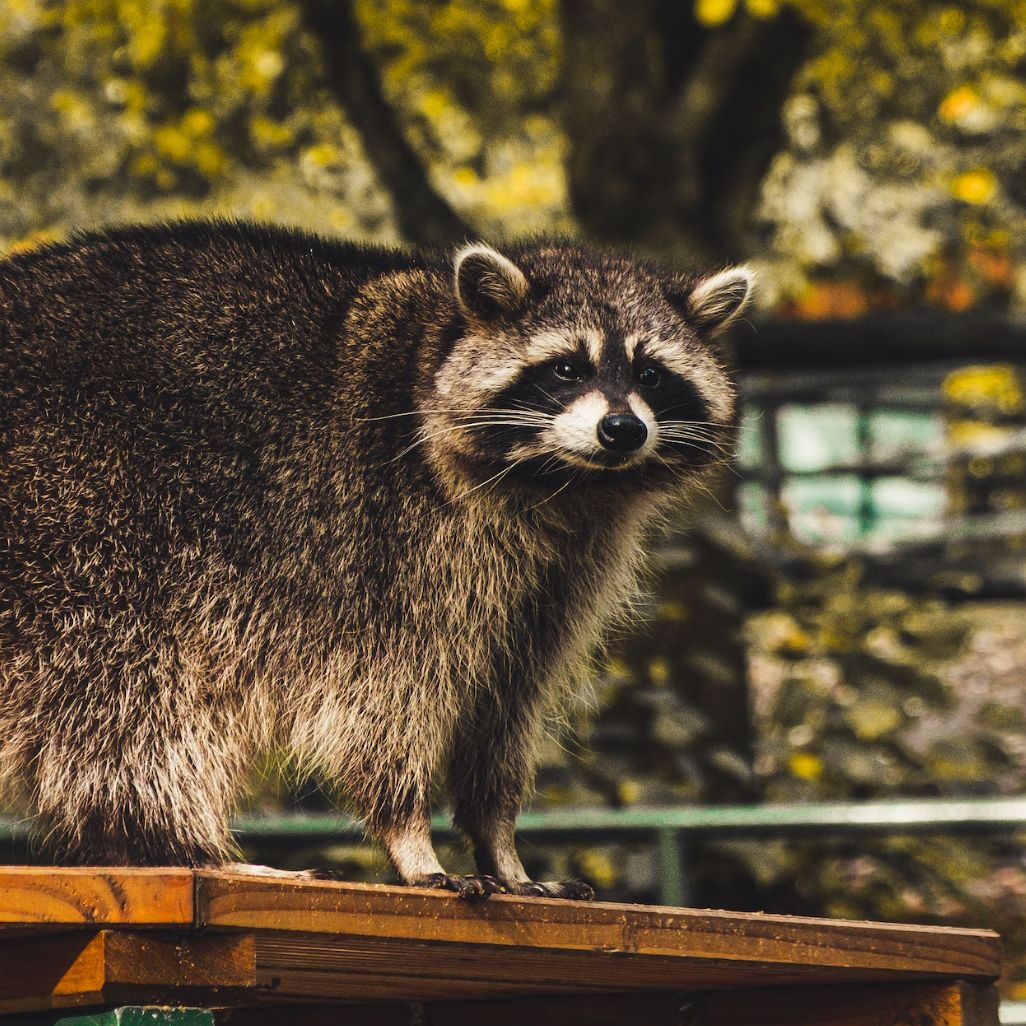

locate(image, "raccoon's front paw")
[[412, 873, 506, 899], [506, 879, 595, 900]]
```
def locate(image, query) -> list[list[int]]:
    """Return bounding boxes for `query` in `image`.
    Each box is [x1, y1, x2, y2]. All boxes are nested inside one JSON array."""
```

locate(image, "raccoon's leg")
[[353, 770, 499, 899], [33, 741, 242, 867], [447, 695, 595, 901], [29, 686, 251, 867]]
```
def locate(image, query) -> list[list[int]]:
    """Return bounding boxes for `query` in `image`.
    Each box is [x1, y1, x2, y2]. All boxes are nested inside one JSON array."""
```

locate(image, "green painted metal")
[[234, 795, 1026, 841], [3, 796, 1026, 846], [52, 1008, 213, 1026], [655, 826, 688, 907]]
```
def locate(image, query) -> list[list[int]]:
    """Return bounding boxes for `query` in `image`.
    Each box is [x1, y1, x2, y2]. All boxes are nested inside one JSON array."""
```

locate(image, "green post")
[[656, 827, 689, 907]]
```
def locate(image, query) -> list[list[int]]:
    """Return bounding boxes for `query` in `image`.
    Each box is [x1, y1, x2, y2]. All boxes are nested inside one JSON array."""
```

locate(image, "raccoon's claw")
[[412, 872, 506, 899], [506, 879, 596, 901]]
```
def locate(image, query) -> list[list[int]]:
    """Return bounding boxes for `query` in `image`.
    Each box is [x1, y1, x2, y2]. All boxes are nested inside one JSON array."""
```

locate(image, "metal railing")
[[226, 795, 1026, 908], [4, 795, 1026, 906]]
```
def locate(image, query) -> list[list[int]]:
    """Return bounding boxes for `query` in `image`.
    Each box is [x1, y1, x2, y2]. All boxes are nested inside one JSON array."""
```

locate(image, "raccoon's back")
[[0, 222, 415, 428], [0, 222, 415, 630]]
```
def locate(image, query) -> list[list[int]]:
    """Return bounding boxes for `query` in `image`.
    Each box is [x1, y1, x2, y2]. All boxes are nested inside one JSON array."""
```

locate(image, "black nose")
[[597, 413, 648, 453]]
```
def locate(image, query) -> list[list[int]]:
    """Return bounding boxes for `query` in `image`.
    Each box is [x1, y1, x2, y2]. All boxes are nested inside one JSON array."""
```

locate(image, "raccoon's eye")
[[552, 361, 582, 382], [638, 365, 662, 388]]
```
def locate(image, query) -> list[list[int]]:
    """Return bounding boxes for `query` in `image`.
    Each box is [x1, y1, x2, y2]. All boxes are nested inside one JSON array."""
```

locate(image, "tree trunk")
[[300, 0, 471, 248], [559, 0, 813, 263]]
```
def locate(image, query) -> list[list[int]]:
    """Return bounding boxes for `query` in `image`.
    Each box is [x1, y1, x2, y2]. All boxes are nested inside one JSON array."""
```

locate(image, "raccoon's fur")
[[0, 222, 751, 897]]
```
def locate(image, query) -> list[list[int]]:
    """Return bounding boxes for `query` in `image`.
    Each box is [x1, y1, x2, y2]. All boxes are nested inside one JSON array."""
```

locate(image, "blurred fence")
[[736, 313, 1026, 594], [5, 797, 1026, 906]]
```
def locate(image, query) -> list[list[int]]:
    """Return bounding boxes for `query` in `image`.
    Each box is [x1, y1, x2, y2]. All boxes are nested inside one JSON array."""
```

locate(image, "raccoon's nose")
[[597, 413, 648, 453]]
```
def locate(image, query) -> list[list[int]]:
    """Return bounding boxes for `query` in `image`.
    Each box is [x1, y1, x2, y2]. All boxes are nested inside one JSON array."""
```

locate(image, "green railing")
[[4, 795, 1026, 907], [236, 795, 1026, 907]]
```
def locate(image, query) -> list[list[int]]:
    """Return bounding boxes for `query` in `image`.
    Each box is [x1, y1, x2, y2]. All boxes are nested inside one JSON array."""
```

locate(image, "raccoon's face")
[[427, 242, 753, 495]]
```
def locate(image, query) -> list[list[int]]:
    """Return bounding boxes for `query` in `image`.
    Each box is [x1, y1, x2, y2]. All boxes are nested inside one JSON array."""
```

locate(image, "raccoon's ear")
[[668, 266, 755, 334], [454, 243, 529, 321]]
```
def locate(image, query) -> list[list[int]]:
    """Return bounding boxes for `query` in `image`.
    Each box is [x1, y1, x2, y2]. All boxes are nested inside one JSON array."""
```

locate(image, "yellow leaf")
[[789, 752, 823, 781], [944, 364, 1025, 411], [648, 657, 670, 686], [181, 108, 214, 137], [618, 779, 643, 804], [576, 850, 617, 888], [153, 124, 191, 162], [695, 0, 737, 27], [939, 85, 978, 123], [845, 701, 901, 741], [950, 169, 996, 204]]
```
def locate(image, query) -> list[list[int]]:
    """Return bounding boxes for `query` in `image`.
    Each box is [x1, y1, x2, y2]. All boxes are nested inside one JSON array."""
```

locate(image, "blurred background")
[[3, 0, 1026, 1008]]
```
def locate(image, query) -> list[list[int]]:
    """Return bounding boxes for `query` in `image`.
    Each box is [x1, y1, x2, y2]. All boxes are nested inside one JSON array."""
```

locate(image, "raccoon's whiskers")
[[375, 413, 553, 469], [436, 456, 524, 510]]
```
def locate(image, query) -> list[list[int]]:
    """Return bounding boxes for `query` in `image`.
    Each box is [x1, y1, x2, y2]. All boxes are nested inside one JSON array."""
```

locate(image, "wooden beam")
[[0, 871, 1003, 1018], [207, 981, 1003, 1026], [0, 868, 193, 927], [456, 980, 1000, 1025], [0, 930, 254, 1015], [196, 873, 1001, 992]]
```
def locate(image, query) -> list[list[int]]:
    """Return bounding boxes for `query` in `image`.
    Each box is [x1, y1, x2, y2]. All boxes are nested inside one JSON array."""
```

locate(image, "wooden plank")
[[101, 930, 257, 991], [0, 930, 255, 1015], [0, 868, 193, 926], [196, 874, 1002, 988], [425, 980, 1001, 1026], [203, 982, 1003, 1026], [0, 932, 105, 1014], [0, 870, 1003, 1015], [242, 931, 990, 1002]]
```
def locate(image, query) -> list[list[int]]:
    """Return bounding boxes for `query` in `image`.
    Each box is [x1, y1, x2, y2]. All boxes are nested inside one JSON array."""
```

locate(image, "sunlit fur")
[[0, 224, 749, 895]]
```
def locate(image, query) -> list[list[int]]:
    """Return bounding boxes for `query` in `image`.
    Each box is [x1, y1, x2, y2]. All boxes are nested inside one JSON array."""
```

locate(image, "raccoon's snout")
[[597, 413, 647, 454]]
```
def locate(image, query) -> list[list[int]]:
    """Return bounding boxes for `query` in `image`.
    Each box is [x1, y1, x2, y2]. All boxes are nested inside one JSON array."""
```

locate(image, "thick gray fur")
[[0, 222, 750, 897]]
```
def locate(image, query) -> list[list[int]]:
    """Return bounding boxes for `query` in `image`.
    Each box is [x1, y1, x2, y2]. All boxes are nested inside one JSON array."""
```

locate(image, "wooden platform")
[[0, 868, 1003, 1024]]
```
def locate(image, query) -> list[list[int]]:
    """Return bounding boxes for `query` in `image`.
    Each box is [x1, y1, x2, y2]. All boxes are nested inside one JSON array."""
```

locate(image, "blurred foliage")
[[759, 0, 1026, 310], [0, 0, 392, 239], [5, 0, 1026, 310], [944, 364, 1026, 538], [0, 0, 567, 246]]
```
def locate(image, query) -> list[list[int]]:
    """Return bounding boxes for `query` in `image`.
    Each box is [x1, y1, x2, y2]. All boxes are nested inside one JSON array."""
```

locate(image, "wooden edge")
[[0, 868, 194, 926], [195, 873, 1003, 982], [0, 931, 105, 1014], [212, 981, 1002, 1026], [195, 871, 999, 939], [0, 929, 256, 1015]]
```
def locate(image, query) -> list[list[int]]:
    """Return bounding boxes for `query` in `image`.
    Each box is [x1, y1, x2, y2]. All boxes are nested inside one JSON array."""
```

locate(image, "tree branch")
[[299, 0, 471, 247]]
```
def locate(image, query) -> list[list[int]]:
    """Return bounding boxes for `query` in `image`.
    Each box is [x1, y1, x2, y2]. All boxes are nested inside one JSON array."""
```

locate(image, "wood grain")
[[206, 982, 1003, 1026], [0, 867, 193, 926], [0, 930, 255, 1015], [0, 932, 105, 1014], [434, 980, 1001, 1026], [196, 874, 1002, 986]]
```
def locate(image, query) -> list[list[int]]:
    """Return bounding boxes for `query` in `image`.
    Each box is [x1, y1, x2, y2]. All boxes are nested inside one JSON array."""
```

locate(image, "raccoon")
[[0, 222, 751, 898]]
